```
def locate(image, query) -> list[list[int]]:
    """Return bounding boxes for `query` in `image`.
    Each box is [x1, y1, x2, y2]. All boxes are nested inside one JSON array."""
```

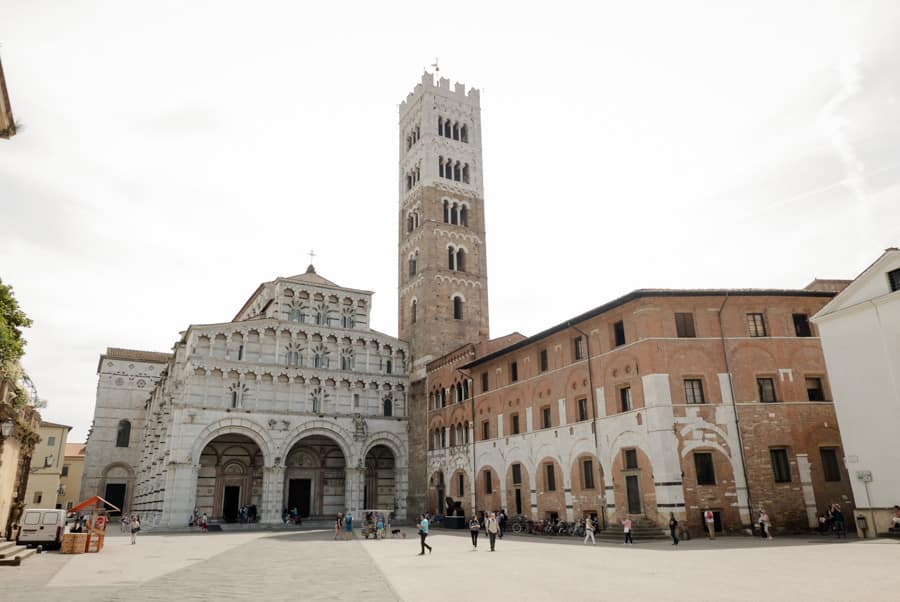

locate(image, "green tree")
[[0, 277, 32, 367]]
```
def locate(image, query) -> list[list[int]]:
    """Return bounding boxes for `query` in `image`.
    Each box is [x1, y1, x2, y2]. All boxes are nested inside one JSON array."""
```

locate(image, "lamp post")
[[1, 418, 14, 439]]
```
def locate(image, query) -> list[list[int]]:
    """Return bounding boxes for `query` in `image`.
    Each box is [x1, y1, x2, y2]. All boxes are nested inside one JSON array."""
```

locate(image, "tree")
[[0, 278, 32, 366]]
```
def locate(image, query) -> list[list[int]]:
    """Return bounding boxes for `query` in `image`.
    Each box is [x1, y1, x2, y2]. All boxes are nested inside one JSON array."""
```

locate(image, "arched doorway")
[[284, 435, 346, 518], [196, 434, 263, 522], [363, 445, 395, 511]]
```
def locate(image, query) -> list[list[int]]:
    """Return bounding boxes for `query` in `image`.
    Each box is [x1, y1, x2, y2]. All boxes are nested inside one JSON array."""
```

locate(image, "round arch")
[[362, 432, 407, 468], [191, 418, 277, 467], [280, 420, 355, 466]]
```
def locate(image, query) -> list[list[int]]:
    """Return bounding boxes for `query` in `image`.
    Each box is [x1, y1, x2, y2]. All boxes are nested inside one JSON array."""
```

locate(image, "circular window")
[[137, 379, 146, 388], [115, 377, 124, 386]]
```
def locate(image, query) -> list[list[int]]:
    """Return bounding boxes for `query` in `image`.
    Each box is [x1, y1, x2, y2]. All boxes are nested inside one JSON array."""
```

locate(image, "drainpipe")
[[568, 322, 605, 528], [717, 294, 754, 527]]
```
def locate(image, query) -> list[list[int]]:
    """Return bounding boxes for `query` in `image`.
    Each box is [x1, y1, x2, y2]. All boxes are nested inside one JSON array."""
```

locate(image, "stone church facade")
[[84, 267, 409, 527]]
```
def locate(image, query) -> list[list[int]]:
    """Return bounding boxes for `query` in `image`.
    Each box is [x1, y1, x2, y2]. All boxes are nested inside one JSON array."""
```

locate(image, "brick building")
[[424, 288, 856, 534]]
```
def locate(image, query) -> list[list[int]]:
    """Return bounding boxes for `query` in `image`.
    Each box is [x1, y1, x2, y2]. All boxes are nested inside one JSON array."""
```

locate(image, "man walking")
[[704, 509, 716, 540], [583, 515, 596, 545], [486, 512, 500, 551], [418, 514, 432, 555]]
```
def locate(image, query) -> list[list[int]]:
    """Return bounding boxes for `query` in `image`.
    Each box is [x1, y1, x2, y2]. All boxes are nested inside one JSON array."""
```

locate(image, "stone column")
[[394, 464, 409, 520], [344, 465, 364, 515], [262, 466, 285, 524], [160, 462, 199, 529], [643, 374, 686, 524], [562, 463, 573, 521]]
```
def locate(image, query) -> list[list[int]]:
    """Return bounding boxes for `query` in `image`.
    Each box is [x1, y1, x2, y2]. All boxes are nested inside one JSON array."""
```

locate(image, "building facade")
[[23, 421, 71, 509], [812, 248, 900, 536], [398, 73, 491, 514], [82, 348, 170, 515], [85, 267, 410, 527], [57, 443, 86, 511], [425, 289, 857, 534], [0, 56, 15, 139]]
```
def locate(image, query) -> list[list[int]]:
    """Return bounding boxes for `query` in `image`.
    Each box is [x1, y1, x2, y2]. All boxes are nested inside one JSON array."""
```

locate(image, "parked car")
[[16, 509, 69, 549]]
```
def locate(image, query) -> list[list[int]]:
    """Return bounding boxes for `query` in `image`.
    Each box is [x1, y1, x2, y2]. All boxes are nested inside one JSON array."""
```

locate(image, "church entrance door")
[[104, 483, 126, 517], [288, 479, 312, 517], [625, 475, 642, 515], [223, 486, 240, 522]]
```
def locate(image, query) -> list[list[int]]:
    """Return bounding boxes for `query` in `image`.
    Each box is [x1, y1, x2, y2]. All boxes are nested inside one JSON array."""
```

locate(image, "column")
[[262, 466, 285, 524], [562, 461, 574, 521], [643, 374, 686, 522], [344, 465, 365, 515], [394, 464, 409, 520], [160, 462, 199, 529]]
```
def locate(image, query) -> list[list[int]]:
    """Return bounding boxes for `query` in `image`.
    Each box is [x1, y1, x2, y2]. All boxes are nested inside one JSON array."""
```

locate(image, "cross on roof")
[[308, 250, 316, 263]]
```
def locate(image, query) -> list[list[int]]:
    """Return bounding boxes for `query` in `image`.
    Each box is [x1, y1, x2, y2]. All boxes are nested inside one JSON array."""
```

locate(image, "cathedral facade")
[[84, 267, 409, 527]]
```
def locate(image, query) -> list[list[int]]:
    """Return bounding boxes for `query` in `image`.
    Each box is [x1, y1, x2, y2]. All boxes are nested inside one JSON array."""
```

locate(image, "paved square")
[[2, 528, 898, 601]]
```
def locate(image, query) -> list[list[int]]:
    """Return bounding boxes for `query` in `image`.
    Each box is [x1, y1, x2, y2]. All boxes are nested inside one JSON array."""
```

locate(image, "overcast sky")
[[2, 1, 899, 441]]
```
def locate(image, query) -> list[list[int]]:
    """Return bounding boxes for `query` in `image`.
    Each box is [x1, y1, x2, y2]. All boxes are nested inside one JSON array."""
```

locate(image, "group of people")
[[467, 511, 502, 551], [238, 505, 258, 524], [189, 508, 209, 532], [333, 512, 353, 539], [816, 504, 847, 537], [282, 507, 303, 525]]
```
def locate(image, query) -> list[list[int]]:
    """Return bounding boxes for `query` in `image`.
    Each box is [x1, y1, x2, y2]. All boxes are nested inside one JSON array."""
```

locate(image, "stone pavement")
[[2, 527, 899, 601]]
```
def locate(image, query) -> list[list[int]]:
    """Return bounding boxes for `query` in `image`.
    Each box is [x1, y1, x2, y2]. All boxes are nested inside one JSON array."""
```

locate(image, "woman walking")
[[130, 514, 141, 545], [334, 513, 343, 540], [623, 515, 634, 544], [469, 515, 480, 550], [583, 516, 596, 545], [668, 513, 679, 546], [759, 509, 772, 540]]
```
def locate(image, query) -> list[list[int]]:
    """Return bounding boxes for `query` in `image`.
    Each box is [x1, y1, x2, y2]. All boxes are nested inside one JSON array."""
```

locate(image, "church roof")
[[103, 347, 172, 364], [282, 264, 342, 288]]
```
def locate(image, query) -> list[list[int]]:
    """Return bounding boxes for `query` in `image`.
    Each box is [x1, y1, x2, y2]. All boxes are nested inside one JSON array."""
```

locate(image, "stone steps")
[[0, 539, 38, 567]]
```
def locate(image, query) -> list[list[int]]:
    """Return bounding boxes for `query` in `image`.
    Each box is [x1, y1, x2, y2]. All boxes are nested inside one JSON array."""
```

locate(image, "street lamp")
[[0, 418, 14, 438]]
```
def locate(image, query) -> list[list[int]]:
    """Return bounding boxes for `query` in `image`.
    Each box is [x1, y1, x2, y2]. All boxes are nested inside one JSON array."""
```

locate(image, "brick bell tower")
[[398, 72, 490, 513]]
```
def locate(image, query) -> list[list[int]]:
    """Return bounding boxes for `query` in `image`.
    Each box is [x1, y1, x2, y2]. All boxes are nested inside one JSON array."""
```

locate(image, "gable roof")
[[812, 248, 900, 321], [65, 443, 86, 457]]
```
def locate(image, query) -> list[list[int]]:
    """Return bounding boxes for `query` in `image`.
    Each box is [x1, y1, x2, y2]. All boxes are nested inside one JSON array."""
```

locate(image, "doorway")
[[514, 489, 522, 515], [288, 479, 312, 517], [625, 475, 642, 514], [223, 486, 240, 522], [104, 483, 126, 517]]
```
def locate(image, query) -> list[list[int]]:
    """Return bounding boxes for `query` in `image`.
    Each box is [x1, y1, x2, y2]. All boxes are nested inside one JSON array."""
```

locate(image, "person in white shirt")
[[583, 516, 596, 545], [704, 509, 716, 540], [486, 512, 500, 551]]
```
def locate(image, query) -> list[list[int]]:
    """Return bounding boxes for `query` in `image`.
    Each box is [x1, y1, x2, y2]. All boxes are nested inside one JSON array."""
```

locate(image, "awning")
[[69, 496, 122, 514]]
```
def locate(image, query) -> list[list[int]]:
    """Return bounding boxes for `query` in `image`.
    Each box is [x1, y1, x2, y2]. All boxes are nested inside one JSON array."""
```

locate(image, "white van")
[[16, 509, 69, 549]]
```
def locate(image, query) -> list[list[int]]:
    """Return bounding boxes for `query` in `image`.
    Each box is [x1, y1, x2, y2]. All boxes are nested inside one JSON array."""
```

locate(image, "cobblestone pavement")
[[3, 527, 899, 601]]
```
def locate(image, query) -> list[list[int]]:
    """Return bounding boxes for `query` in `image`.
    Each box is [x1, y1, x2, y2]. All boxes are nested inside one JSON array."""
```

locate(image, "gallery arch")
[[283, 435, 346, 518], [195, 434, 263, 522], [363, 444, 395, 510]]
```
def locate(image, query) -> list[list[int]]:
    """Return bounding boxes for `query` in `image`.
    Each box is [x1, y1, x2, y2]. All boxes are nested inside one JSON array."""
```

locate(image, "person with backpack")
[[486, 512, 500, 551]]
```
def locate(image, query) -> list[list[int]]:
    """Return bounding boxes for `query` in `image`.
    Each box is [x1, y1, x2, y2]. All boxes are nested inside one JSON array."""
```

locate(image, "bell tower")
[[398, 72, 490, 513]]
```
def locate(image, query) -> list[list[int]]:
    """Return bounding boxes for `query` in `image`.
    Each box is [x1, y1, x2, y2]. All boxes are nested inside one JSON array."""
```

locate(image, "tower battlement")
[[399, 71, 480, 114]]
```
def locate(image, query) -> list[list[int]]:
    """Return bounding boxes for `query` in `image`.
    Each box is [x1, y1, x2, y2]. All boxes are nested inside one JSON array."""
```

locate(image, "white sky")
[[2, 1, 899, 442]]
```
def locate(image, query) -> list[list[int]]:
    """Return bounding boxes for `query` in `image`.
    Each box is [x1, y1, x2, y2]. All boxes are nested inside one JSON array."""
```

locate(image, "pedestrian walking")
[[121, 514, 130, 533], [486, 512, 500, 551], [130, 514, 141, 545], [417, 514, 432, 555], [623, 516, 633, 544], [583, 515, 596, 545], [469, 515, 480, 550], [200, 513, 208, 532], [669, 513, 679, 545], [830, 504, 846, 539], [704, 509, 716, 540], [758, 509, 772, 540], [498, 509, 507, 539], [334, 513, 343, 540]]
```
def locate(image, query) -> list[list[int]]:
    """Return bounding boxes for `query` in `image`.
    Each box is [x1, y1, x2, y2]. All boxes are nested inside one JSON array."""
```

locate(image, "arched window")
[[451, 203, 459, 225], [384, 397, 393, 417], [288, 308, 301, 323], [386, 359, 393, 374], [116, 420, 131, 448], [460, 205, 468, 227], [456, 382, 463, 402], [448, 246, 456, 270], [407, 214, 414, 232], [462, 163, 470, 184], [438, 117, 444, 136], [462, 379, 469, 399], [453, 122, 459, 140], [463, 421, 470, 443], [438, 155, 445, 178], [408, 251, 417, 277], [443, 200, 450, 223], [231, 390, 238, 408], [456, 249, 466, 272], [453, 296, 464, 320], [461, 124, 468, 143], [411, 300, 417, 324], [453, 161, 461, 181]]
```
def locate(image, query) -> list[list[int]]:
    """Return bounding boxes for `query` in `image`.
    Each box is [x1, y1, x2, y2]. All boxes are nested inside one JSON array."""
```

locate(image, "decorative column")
[[344, 465, 365, 516], [394, 464, 409, 520], [160, 462, 199, 529], [262, 466, 286, 524]]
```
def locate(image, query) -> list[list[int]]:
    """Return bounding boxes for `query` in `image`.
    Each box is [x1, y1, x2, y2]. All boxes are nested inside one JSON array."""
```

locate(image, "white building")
[[812, 248, 900, 536], [84, 266, 409, 528]]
